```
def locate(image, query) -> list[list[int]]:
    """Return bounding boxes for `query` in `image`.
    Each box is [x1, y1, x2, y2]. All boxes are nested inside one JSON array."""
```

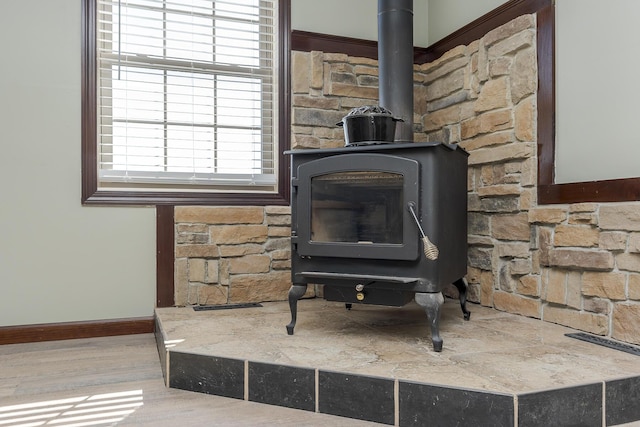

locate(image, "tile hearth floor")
[[155, 298, 640, 426]]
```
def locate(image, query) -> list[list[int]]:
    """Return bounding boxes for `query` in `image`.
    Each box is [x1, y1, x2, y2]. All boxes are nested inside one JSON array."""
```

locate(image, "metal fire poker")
[[407, 202, 439, 260]]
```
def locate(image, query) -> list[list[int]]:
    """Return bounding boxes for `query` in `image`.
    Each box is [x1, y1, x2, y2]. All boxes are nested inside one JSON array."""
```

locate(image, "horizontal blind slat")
[[96, 0, 278, 190]]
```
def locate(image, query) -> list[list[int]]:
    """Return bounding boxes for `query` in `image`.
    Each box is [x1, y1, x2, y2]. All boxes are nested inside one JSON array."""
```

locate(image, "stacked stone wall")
[[174, 206, 297, 306], [287, 13, 640, 345]]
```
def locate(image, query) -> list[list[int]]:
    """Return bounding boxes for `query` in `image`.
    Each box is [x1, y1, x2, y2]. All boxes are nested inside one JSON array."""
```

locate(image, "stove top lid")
[[284, 141, 468, 156]]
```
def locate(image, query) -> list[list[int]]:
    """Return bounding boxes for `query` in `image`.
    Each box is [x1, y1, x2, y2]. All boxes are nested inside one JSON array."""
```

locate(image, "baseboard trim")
[[0, 317, 155, 345]]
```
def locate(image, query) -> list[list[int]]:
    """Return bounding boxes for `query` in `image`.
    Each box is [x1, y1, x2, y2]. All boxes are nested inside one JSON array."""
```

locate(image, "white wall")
[[292, 0, 430, 47], [427, 0, 509, 44], [0, 0, 156, 327], [555, 0, 640, 183], [292, 0, 510, 47]]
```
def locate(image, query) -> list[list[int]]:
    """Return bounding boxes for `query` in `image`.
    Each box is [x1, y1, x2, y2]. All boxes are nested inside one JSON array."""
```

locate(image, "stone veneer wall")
[[174, 13, 640, 345], [174, 206, 295, 306], [289, 13, 640, 346]]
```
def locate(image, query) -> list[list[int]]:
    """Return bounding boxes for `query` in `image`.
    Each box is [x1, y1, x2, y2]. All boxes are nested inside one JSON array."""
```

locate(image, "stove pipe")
[[378, 0, 414, 142]]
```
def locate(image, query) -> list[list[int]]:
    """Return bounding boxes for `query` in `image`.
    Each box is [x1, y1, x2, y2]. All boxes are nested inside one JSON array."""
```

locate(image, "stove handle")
[[407, 202, 439, 261]]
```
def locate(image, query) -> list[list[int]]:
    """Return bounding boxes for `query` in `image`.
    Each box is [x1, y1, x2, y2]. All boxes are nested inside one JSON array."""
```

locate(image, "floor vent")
[[193, 303, 263, 312], [565, 332, 640, 356]]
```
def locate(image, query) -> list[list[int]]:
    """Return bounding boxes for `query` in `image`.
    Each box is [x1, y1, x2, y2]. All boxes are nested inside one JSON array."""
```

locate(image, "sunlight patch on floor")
[[0, 390, 143, 427], [163, 339, 184, 349]]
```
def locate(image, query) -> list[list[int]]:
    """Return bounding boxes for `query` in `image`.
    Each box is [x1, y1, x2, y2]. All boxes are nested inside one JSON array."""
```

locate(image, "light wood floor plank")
[[0, 334, 380, 426]]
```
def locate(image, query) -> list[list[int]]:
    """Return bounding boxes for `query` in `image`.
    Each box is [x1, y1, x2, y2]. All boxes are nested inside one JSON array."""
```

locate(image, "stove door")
[[295, 153, 419, 260]]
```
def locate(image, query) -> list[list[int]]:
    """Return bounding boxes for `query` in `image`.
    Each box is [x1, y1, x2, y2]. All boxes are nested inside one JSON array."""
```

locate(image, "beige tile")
[[158, 298, 640, 395]]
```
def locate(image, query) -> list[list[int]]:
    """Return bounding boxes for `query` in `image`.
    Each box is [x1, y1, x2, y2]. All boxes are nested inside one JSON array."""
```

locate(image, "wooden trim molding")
[[81, 0, 291, 206], [419, 0, 551, 63], [156, 205, 175, 308], [292, 30, 378, 60], [80, 0, 97, 204], [0, 317, 155, 345], [539, 177, 640, 203], [535, 1, 556, 196], [279, 0, 293, 205]]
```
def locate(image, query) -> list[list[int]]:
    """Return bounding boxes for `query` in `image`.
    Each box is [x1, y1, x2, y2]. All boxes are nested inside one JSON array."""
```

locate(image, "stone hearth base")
[[155, 299, 640, 426]]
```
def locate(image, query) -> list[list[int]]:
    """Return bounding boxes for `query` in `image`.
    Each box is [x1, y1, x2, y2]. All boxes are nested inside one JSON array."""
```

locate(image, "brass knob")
[[356, 292, 365, 301]]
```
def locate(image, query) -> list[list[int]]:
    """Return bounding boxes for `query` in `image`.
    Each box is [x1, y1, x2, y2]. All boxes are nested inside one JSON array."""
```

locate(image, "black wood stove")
[[285, 142, 469, 351], [284, 0, 470, 351]]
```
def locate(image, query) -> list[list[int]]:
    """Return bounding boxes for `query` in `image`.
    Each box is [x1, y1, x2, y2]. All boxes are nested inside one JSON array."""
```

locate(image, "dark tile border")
[[606, 376, 640, 426], [248, 361, 315, 411], [318, 370, 395, 425], [154, 317, 167, 382], [518, 383, 602, 427], [169, 351, 244, 399], [399, 381, 514, 427], [158, 317, 640, 426]]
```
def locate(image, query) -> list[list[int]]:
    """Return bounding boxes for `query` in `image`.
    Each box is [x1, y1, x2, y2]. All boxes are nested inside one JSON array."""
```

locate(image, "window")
[[82, 0, 290, 205]]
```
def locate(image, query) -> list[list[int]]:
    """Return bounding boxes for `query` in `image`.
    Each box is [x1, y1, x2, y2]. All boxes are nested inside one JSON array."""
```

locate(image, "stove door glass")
[[295, 153, 419, 260], [311, 171, 403, 244]]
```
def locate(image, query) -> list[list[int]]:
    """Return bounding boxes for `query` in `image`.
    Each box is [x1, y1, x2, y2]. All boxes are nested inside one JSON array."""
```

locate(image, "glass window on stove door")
[[310, 171, 404, 244]]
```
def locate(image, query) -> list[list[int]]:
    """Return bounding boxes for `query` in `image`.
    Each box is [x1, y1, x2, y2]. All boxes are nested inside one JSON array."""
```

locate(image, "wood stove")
[[285, 0, 470, 352], [285, 142, 470, 351]]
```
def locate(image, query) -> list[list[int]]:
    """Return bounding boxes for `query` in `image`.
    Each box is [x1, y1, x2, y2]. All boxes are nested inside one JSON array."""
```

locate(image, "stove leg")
[[286, 284, 307, 335], [415, 292, 444, 352], [453, 278, 471, 321]]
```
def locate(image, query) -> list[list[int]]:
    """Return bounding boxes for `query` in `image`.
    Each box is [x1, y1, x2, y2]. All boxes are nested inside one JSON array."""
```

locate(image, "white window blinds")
[[96, 0, 278, 191]]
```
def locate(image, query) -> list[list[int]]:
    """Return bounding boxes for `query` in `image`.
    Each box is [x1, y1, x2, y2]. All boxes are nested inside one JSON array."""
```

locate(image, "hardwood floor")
[[0, 334, 379, 426]]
